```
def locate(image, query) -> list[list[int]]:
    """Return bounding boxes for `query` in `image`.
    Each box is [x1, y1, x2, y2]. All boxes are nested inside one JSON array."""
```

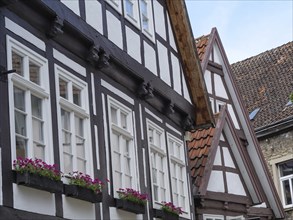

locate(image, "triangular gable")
[[194, 28, 285, 218], [189, 106, 261, 204]]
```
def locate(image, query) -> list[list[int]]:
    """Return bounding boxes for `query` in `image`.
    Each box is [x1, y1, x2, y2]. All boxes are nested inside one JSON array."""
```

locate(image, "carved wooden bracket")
[[97, 47, 110, 69], [137, 82, 154, 100], [87, 45, 100, 64], [182, 115, 194, 131], [47, 16, 64, 38], [165, 102, 175, 116]]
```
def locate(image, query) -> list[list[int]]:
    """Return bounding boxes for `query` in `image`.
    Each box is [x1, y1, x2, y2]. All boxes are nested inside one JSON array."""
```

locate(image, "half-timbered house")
[[0, 0, 213, 219], [189, 27, 285, 219]]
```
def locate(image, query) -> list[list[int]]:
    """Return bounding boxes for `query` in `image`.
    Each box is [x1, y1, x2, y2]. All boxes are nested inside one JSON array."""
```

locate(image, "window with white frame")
[[7, 37, 51, 161], [139, 0, 154, 39], [56, 66, 91, 175], [106, 0, 154, 40], [227, 216, 245, 220], [107, 97, 137, 195], [279, 160, 293, 208], [147, 120, 169, 205], [167, 133, 189, 214]]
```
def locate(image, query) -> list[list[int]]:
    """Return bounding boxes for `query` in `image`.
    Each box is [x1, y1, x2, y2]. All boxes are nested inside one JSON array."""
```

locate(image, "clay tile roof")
[[231, 42, 293, 129], [195, 35, 210, 62], [188, 126, 215, 187]]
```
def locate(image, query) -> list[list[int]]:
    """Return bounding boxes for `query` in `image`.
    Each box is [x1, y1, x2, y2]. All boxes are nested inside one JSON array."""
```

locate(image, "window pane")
[[16, 136, 27, 158], [153, 185, 158, 201], [142, 15, 149, 31], [148, 127, 154, 143], [61, 109, 70, 130], [14, 87, 25, 111], [76, 136, 85, 158], [125, 0, 133, 17], [29, 61, 40, 85], [75, 116, 83, 137], [124, 175, 132, 188], [111, 107, 117, 125], [34, 143, 45, 160], [77, 158, 86, 174], [121, 112, 127, 129], [32, 118, 43, 143], [73, 85, 81, 106], [59, 78, 68, 99], [112, 132, 119, 152], [140, 0, 147, 15], [280, 160, 293, 177], [31, 95, 42, 118], [63, 153, 73, 174], [15, 111, 26, 136], [282, 180, 292, 205], [62, 130, 71, 153], [12, 51, 24, 76]]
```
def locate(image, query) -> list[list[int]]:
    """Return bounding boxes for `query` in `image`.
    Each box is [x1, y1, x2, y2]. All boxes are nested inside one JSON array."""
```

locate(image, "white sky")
[[185, 0, 293, 64]]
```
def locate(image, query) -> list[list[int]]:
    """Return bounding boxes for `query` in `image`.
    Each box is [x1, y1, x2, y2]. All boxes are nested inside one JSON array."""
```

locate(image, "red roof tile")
[[195, 35, 210, 62], [188, 126, 214, 188]]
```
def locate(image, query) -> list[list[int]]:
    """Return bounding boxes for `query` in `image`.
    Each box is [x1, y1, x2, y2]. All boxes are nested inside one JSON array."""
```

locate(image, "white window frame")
[[7, 36, 53, 164], [106, 0, 122, 13], [203, 214, 224, 220], [55, 64, 93, 176], [124, 0, 140, 28], [215, 99, 226, 113], [146, 119, 170, 209], [227, 216, 245, 220], [107, 96, 138, 197], [279, 160, 293, 209], [167, 133, 190, 217], [139, 0, 155, 40]]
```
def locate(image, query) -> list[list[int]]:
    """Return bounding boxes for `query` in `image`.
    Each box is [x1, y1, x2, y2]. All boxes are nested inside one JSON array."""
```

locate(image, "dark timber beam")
[[166, 0, 214, 126]]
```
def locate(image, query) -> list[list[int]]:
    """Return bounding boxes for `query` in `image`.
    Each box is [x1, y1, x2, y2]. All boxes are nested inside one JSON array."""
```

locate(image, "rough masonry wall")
[[259, 130, 293, 219]]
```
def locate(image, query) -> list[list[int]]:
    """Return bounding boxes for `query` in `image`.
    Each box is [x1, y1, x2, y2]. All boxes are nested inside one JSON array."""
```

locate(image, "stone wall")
[[259, 130, 293, 220]]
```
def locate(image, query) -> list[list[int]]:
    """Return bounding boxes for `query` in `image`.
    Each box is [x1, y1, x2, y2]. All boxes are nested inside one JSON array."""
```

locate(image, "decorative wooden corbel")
[[182, 115, 194, 131], [137, 82, 154, 100], [224, 201, 229, 210], [97, 47, 109, 69], [87, 45, 100, 64], [165, 102, 175, 116], [0, 66, 15, 82], [47, 16, 64, 38]]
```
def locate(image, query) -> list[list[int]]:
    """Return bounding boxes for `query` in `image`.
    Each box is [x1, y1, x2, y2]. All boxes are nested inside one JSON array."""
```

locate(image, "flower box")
[[13, 170, 63, 193], [153, 209, 179, 220], [116, 199, 145, 214], [64, 184, 102, 203]]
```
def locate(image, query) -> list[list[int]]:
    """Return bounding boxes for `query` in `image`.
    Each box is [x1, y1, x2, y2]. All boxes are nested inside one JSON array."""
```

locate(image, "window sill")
[[64, 184, 102, 203], [13, 170, 63, 193], [115, 198, 145, 214], [153, 209, 179, 220]]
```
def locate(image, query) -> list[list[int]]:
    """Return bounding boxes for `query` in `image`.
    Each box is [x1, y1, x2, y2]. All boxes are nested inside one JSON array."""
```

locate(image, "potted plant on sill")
[[153, 201, 183, 220], [13, 157, 63, 193], [116, 188, 148, 214], [63, 171, 103, 203]]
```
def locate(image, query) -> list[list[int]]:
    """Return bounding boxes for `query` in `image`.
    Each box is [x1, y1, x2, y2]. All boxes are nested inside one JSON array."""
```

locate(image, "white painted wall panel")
[[153, 0, 166, 40], [13, 185, 55, 215], [167, 15, 177, 51], [5, 18, 46, 51], [228, 104, 240, 129], [204, 70, 212, 94], [157, 41, 170, 85], [223, 147, 235, 168], [144, 41, 157, 75], [171, 53, 181, 94], [214, 74, 228, 99], [207, 171, 224, 192], [63, 196, 95, 219], [61, 0, 80, 16], [126, 27, 141, 63], [107, 11, 123, 49], [182, 72, 192, 103], [213, 146, 222, 166], [110, 207, 143, 220], [85, 0, 103, 34], [226, 172, 246, 196]]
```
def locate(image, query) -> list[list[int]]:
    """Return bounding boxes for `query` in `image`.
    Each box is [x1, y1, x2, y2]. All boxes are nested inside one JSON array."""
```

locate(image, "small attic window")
[[249, 108, 260, 120]]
